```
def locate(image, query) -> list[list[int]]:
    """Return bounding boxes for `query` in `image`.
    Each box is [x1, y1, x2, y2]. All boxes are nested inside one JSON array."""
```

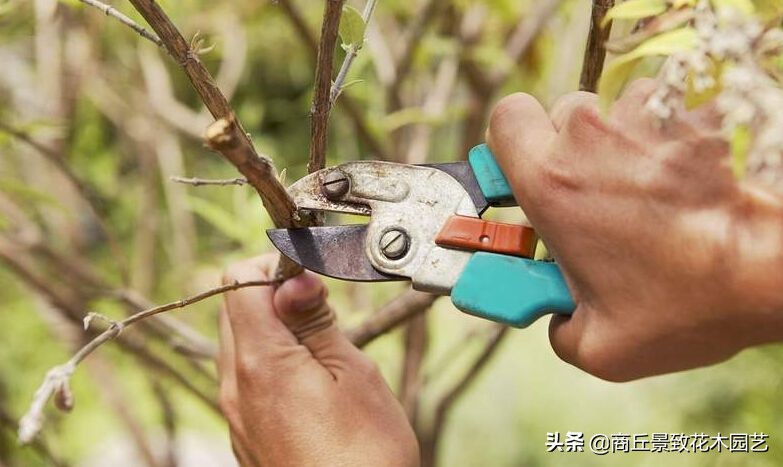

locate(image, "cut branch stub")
[[205, 118, 304, 229]]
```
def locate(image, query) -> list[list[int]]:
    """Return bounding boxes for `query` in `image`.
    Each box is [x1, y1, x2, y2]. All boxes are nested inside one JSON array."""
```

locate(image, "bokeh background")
[[1, 0, 782, 466]]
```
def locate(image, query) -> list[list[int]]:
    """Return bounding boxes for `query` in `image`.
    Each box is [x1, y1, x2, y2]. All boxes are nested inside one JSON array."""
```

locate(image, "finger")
[[273, 271, 363, 370], [548, 306, 588, 368], [217, 306, 236, 383], [223, 255, 298, 357], [487, 93, 558, 200], [549, 91, 599, 132]]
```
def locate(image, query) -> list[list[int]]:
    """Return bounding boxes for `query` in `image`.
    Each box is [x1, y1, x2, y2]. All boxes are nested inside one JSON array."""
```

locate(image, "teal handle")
[[451, 252, 575, 328], [468, 144, 515, 206]]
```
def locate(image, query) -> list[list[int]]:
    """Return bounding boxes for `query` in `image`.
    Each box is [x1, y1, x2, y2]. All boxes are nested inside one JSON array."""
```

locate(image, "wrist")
[[731, 186, 783, 342]]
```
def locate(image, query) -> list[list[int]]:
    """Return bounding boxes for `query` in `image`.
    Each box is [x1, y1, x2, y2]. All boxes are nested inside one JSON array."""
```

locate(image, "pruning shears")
[[268, 144, 575, 328]]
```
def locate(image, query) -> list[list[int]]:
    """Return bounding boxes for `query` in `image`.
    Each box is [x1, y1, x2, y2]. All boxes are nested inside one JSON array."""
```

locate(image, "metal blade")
[[423, 162, 489, 214], [267, 225, 403, 282]]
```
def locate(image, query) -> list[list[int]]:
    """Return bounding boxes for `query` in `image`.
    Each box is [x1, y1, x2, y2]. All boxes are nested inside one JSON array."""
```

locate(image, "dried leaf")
[[54, 379, 74, 412]]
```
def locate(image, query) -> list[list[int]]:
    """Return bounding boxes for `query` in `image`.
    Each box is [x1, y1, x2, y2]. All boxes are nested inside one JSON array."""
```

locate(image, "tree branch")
[[276, 0, 390, 160], [77, 0, 163, 48], [580, 0, 615, 92], [170, 175, 248, 187], [488, 0, 563, 87], [18, 279, 279, 444], [125, 0, 303, 231], [346, 290, 438, 348], [329, 0, 379, 106], [308, 0, 346, 175], [420, 325, 509, 467], [398, 313, 428, 423]]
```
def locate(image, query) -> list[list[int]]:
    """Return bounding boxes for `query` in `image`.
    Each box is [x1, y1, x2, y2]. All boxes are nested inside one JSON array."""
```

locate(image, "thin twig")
[[18, 279, 280, 444], [0, 240, 220, 432], [170, 175, 248, 187], [580, 0, 616, 92], [346, 289, 438, 348], [77, 0, 163, 48], [125, 0, 303, 232], [420, 325, 509, 467], [489, 0, 563, 87], [276, 0, 390, 160], [329, 0, 379, 105], [308, 0, 347, 175], [0, 122, 129, 282], [398, 313, 428, 424]]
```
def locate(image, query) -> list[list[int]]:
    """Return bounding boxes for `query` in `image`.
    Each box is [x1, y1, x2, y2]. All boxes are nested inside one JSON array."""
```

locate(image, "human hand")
[[487, 79, 783, 381], [218, 255, 419, 466]]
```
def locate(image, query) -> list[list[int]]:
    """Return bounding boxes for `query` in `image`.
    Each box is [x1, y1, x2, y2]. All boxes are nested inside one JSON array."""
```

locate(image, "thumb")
[[273, 272, 357, 365]]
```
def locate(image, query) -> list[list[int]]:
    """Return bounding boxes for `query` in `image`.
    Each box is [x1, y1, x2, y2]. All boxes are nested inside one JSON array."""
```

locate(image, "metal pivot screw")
[[380, 229, 410, 260], [321, 170, 350, 200]]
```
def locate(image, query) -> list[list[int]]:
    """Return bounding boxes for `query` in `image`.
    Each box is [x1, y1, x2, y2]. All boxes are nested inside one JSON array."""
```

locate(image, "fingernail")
[[281, 274, 325, 311]]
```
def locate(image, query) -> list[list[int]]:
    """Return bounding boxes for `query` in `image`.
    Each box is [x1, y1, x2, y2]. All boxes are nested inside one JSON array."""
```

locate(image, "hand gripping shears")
[[268, 144, 575, 328]]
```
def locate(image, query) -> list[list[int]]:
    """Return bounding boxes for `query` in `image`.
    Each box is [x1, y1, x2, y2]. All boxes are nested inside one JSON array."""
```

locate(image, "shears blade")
[[267, 225, 402, 282]]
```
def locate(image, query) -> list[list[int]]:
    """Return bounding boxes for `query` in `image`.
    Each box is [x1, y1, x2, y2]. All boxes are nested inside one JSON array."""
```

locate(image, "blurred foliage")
[[0, 0, 782, 466]]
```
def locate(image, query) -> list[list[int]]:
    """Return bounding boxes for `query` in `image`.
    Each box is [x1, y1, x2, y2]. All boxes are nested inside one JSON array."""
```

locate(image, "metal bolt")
[[321, 170, 350, 200], [380, 229, 410, 260]]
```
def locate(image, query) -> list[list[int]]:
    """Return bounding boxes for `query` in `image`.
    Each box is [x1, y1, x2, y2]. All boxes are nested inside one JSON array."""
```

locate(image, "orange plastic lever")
[[435, 215, 537, 259]]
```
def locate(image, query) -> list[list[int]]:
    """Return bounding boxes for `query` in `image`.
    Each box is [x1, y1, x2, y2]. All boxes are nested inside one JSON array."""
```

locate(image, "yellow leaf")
[[602, 0, 668, 27], [684, 60, 722, 109], [599, 27, 699, 110], [731, 125, 751, 179], [755, 0, 783, 24]]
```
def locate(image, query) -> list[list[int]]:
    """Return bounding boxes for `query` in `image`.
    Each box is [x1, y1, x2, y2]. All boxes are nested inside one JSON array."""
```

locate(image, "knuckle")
[[563, 103, 602, 135], [234, 354, 264, 381], [489, 93, 537, 130], [355, 356, 385, 385]]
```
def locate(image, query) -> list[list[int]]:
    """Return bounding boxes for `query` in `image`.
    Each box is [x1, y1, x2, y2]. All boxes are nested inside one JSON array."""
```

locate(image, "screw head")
[[321, 170, 350, 200], [380, 229, 410, 260]]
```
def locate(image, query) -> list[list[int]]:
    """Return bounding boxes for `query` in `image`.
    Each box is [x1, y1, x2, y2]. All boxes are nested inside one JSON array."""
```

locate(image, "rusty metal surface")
[[423, 162, 489, 214], [267, 225, 400, 282]]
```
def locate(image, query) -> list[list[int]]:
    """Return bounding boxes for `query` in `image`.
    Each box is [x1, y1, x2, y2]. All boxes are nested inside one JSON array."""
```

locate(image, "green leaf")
[[730, 125, 751, 179], [339, 5, 366, 48], [602, 0, 668, 27], [598, 27, 699, 110], [711, 0, 755, 15]]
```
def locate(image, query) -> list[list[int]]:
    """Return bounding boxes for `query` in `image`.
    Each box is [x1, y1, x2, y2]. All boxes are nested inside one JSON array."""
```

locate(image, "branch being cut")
[[18, 279, 280, 444], [580, 0, 616, 92], [125, 0, 302, 231], [308, 0, 346, 175]]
